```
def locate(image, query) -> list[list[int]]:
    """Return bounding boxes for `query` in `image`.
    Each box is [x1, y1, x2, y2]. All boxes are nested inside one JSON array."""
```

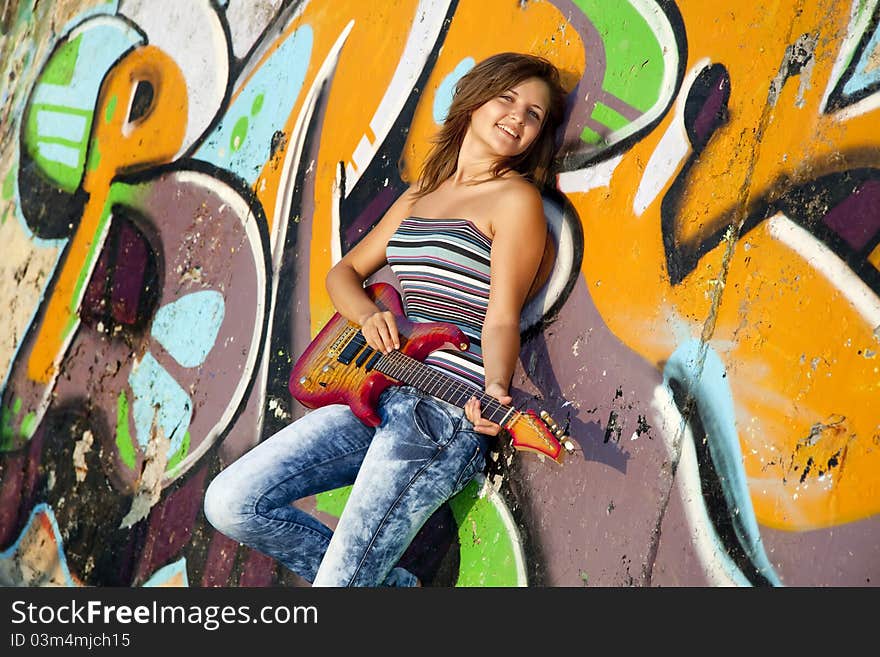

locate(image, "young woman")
[[204, 52, 569, 586]]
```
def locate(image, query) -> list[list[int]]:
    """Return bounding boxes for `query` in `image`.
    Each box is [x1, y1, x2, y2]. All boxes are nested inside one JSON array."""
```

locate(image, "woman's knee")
[[203, 470, 248, 535]]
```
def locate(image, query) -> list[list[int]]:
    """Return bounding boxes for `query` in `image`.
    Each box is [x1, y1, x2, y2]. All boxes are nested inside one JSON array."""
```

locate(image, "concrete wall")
[[1, 0, 877, 587]]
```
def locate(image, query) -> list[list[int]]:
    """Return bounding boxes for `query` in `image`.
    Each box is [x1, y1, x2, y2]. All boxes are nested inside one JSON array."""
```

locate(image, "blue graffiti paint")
[[12, 17, 144, 249], [842, 23, 880, 98], [128, 352, 192, 458], [151, 290, 225, 368], [194, 25, 313, 183], [433, 57, 474, 124], [0, 503, 77, 586], [28, 18, 143, 185], [142, 557, 189, 586], [663, 339, 782, 586]]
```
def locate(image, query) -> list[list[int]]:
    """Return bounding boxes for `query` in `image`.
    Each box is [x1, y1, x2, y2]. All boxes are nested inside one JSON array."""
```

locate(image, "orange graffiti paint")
[[577, 0, 880, 529], [27, 45, 187, 384]]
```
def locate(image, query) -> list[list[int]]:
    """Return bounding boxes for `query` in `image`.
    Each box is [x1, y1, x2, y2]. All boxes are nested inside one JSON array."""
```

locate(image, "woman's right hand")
[[358, 310, 400, 354]]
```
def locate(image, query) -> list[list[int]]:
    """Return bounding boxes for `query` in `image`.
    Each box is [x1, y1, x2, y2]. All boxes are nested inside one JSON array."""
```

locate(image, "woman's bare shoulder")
[[490, 176, 545, 224]]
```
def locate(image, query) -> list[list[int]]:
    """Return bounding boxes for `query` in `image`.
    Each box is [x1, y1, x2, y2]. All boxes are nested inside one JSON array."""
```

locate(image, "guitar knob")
[[562, 437, 576, 452]]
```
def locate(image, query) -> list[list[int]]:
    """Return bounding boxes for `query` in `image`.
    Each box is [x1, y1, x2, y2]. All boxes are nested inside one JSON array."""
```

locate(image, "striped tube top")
[[385, 216, 492, 388]]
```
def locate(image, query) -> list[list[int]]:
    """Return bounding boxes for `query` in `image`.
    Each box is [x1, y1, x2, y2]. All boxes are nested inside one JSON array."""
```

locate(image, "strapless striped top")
[[386, 216, 492, 387]]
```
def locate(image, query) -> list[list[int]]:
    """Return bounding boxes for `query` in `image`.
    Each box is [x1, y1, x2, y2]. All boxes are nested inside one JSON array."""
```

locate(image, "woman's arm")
[[325, 185, 417, 352], [465, 182, 547, 436]]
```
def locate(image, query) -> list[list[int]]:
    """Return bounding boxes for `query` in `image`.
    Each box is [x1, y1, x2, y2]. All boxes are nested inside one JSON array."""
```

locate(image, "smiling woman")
[[203, 52, 570, 587]]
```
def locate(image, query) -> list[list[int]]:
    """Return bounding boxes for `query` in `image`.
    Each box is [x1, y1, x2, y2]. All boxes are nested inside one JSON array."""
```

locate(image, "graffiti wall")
[[1, 0, 877, 587]]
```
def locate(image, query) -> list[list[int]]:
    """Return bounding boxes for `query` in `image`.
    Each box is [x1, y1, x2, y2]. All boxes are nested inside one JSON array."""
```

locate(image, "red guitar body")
[[288, 283, 468, 427]]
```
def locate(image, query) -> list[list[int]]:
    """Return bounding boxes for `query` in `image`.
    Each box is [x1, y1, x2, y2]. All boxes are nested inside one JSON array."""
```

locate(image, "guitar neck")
[[371, 347, 516, 427]]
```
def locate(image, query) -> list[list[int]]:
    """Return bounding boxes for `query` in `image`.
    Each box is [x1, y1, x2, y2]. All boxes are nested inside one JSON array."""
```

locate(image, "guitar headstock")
[[505, 409, 576, 464]]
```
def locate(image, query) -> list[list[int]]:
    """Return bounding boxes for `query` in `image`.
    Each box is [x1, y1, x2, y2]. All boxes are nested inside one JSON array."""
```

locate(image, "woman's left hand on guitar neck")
[[465, 382, 512, 436]]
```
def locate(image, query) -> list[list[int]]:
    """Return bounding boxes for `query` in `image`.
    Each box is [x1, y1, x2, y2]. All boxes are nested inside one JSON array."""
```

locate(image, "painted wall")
[[1, 0, 877, 587]]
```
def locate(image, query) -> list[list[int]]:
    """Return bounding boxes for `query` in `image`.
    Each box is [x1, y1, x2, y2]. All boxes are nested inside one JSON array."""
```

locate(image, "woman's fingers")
[[466, 396, 503, 436], [361, 311, 400, 353]]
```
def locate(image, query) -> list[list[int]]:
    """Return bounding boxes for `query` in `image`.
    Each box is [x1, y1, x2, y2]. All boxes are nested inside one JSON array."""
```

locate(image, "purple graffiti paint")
[[823, 179, 880, 251], [81, 240, 110, 325], [238, 551, 276, 586], [686, 65, 730, 150], [134, 468, 208, 584], [110, 220, 149, 325], [201, 531, 240, 587], [344, 185, 397, 253]]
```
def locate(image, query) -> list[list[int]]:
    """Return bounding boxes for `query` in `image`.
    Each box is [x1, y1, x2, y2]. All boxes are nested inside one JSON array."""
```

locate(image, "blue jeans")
[[204, 385, 489, 586]]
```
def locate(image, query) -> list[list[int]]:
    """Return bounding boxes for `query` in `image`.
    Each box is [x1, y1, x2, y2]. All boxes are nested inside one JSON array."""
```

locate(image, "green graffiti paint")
[[572, 0, 664, 112], [19, 412, 36, 439], [22, 34, 92, 192], [86, 136, 101, 173], [2, 167, 15, 200], [0, 398, 36, 449], [314, 485, 352, 517], [591, 100, 631, 133], [116, 389, 136, 469], [580, 124, 604, 145], [42, 34, 82, 86], [166, 431, 190, 472], [315, 479, 522, 586], [230, 116, 248, 152], [448, 480, 519, 586], [251, 94, 264, 116], [0, 405, 15, 451], [104, 94, 118, 124], [24, 104, 93, 192]]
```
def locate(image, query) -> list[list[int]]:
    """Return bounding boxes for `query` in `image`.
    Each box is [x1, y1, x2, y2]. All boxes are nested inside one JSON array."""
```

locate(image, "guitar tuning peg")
[[561, 436, 576, 453], [540, 410, 559, 430]]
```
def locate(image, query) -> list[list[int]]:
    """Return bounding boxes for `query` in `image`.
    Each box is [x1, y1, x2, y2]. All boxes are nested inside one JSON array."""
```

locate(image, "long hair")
[[414, 52, 568, 196]]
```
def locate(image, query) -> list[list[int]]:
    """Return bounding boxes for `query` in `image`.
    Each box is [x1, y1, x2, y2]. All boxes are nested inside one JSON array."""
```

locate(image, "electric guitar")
[[288, 283, 574, 463]]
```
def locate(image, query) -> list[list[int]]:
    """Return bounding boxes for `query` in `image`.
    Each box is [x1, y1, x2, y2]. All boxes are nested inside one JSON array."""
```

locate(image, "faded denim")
[[204, 385, 488, 587]]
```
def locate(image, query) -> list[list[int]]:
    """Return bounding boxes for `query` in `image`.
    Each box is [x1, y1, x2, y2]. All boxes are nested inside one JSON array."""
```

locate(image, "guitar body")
[[289, 283, 469, 427]]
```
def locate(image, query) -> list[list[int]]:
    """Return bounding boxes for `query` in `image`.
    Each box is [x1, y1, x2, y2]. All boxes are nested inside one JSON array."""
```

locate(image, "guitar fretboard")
[[340, 333, 515, 426]]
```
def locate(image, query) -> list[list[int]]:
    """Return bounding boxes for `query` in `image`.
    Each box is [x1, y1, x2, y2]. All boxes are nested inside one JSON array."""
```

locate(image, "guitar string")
[[334, 333, 564, 452], [382, 349, 510, 423], [345, 332, 511, 423]]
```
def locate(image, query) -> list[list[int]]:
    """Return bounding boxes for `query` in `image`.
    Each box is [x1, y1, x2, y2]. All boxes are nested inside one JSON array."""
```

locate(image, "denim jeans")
[[204, 385, 489, 586]]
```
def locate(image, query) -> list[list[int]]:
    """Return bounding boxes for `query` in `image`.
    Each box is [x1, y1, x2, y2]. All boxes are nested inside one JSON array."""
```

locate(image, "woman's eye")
[[500, 94, 512, 101], [529, 110, 540, 120]]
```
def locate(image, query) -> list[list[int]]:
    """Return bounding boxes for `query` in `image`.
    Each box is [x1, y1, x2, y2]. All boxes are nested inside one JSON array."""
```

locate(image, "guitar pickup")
[[355, 347, 375, 368], [338, 339, 365, 365], [364, 350, 383, 371]]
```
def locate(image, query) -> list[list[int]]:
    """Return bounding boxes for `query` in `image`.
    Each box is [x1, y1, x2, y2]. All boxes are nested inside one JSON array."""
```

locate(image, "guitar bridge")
[[330, 325, 361, 362]]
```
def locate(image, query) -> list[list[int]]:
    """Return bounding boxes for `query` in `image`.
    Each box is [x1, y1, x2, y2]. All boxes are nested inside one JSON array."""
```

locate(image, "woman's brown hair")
[[414, 52, 568, 196]]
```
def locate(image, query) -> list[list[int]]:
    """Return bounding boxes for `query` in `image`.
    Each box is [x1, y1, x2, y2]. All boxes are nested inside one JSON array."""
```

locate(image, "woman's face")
[[468, 77, 551, 158]]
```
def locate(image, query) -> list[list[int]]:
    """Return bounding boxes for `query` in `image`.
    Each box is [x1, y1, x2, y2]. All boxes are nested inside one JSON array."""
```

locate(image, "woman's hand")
[[358, 310, 400, 354], [464, 382, 512, 436]]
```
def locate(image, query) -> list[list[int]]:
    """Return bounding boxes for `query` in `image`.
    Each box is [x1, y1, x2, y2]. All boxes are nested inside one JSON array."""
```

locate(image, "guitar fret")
[[371, 348, 513, 425]]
